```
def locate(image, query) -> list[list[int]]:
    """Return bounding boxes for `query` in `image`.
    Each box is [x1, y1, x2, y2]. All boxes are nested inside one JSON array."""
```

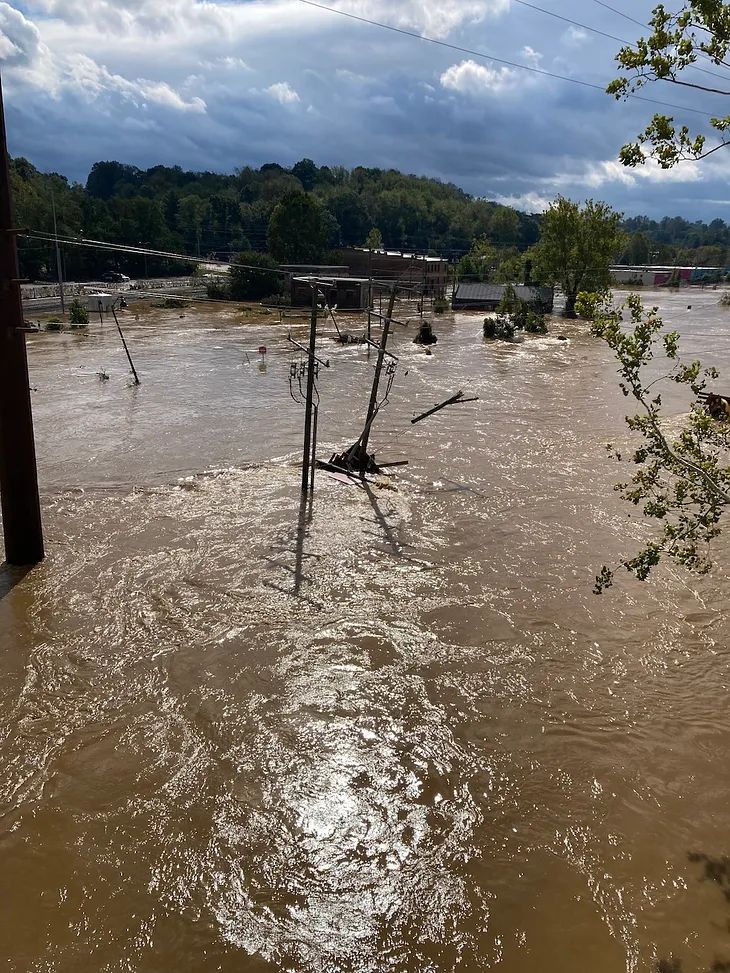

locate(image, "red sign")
[[259, 346, 267, 355]]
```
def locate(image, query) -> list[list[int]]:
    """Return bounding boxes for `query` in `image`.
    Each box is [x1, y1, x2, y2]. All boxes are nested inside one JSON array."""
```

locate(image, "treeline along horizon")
[[11, 155, 729, 281]]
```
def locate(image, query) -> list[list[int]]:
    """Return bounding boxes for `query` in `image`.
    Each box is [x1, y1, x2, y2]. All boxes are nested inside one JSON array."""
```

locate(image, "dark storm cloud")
[[1, 0, 728, 219]]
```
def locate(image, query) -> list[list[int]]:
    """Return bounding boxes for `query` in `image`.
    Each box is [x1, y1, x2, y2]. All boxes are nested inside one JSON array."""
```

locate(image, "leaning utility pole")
[[0, 76, 44, 564], [51, 188, 65, 314], [361, 285, 397, 455], [301, 281, 318, 493]]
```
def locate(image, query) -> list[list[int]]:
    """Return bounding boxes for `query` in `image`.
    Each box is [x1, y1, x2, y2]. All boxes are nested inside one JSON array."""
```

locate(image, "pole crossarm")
[[287, 334, 330, 368], [411, 391, 479, 425]]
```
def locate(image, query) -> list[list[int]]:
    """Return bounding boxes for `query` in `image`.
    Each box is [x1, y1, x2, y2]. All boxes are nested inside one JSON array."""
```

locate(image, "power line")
[[513, 0, 632, 46], [590, 0, 655, 32], [296, 0, 722, 117], [589, 0, 730, 74]]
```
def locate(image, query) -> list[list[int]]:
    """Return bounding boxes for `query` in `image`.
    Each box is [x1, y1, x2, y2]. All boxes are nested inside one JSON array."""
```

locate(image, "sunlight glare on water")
[[2, 291, 730, 972]]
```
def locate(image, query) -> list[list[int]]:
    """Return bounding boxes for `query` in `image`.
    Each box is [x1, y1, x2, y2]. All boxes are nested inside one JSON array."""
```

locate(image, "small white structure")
[[86, 292, 116, 312]]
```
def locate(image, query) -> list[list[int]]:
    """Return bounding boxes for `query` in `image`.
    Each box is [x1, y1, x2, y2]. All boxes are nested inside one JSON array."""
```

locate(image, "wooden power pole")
[[359, 285, 397, 459], [0, 76, 44, 564], [301, 282, 318, 493]]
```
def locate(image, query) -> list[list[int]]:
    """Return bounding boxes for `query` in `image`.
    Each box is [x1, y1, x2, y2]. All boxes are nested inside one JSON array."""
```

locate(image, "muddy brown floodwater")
[[3, 291, 730, 972]]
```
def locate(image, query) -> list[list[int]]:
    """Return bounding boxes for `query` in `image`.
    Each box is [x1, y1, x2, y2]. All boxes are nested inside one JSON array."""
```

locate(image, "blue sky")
[[0, 0, 728, 220]]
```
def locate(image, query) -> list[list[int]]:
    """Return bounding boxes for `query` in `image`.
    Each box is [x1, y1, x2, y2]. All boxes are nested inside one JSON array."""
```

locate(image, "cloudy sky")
[[1, 0, 728, 219]]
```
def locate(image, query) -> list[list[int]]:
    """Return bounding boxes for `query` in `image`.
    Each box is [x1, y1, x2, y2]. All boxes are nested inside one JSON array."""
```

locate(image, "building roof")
[[292, 275, 370, 285], [346, 248, 446, 264], [611, 264, 727, 273], [454, 283, 553, 304], [280, 264, 349, 273]]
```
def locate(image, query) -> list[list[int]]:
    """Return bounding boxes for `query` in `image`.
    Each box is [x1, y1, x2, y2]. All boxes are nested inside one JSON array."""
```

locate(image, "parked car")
[[100, 272, 131, 283]]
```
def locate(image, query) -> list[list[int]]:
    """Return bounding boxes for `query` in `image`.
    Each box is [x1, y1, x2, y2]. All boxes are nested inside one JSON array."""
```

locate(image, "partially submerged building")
[[280, 264, 349, 277], [291, 275, 369, 310], [610, 265, 729, 286], [341, 249, 448, 296], [452, 283, 554, 312]]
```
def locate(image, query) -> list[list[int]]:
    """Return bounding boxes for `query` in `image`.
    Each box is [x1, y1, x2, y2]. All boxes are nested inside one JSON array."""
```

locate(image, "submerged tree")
[[583, 292, 730, 593], [532, 198, 625, 317], [484, 285, 548, 341]]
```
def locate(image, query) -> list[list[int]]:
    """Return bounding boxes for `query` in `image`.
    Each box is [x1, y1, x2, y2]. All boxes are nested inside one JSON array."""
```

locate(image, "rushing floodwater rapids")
[[3, 290, 730, 972]]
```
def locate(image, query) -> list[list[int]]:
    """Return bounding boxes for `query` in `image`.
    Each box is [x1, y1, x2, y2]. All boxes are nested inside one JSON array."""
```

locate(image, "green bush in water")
[[68, 299, 89, 325], [434, 296, 449, 314]]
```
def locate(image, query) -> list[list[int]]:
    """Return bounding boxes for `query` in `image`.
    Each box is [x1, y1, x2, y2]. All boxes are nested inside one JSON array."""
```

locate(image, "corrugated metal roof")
[[454, 283, 553, 304], [454, 284, 504, 303]]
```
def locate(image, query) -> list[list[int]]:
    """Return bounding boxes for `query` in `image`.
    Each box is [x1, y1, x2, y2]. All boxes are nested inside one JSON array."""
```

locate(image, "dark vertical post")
[[367, 248, 372, 344], [0, 77, 44, 564], [111, 307, 140, 386], [309, 405, 318, 494], [301, 281, 318, 493], [51, 189, 65, 315], [359, 285, 397, 459]]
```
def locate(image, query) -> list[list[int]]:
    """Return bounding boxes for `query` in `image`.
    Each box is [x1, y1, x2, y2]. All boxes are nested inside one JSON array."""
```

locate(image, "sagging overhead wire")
[[296, 0, 724, 117]]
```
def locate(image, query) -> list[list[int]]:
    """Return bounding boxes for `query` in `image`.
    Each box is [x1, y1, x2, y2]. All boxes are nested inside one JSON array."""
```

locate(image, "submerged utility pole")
[[0, 76, 44, 564], [359, 285, 397, 460], [301, 281, 318, 492], [111, 307, 140, 386], [51, 188, 65, 314], [367, 248, 372, 344]]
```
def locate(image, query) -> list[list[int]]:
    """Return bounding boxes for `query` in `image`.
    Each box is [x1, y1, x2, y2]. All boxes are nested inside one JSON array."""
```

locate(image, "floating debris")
[[413, 321, 437, 346]]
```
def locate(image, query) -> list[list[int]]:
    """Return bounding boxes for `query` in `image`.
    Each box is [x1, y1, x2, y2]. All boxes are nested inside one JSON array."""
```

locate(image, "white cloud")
[[22, 0, 509, 46], [139, 80, 205, 112], [265, 81, 300, 105], [522, 45, 542, 67], [201, 56, 252, 72], [25, 51, 207, 112], [563, 25, 588, 46], [440, 59, 517, 95], [0, 2, 43, 65], [488, 191, 553, 212], [336, 68, 377, 85], [349, 0, 510, 39], [576, 158, 703, 188]]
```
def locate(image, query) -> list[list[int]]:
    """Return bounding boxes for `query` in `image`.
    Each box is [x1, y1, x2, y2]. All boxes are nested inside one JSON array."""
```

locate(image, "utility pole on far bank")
[[0, 76, 44, 565], [51, 188, 65, 314]]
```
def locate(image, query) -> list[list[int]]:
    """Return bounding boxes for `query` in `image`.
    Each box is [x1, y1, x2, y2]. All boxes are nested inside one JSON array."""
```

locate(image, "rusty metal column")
[[0, 76, 44, 564]]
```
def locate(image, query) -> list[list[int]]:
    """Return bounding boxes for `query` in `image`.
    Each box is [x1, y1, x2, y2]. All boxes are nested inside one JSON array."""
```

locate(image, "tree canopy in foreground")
[[608, 0, 730, 168]]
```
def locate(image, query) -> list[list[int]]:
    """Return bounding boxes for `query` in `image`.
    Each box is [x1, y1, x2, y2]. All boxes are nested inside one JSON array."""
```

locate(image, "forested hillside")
[[10, 154, 730, 282], [617, 215, 730, 268], [11, 156, 540, 281]]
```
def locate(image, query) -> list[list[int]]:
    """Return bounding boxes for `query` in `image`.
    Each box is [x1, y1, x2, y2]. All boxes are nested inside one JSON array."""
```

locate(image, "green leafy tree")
[[608, 1, 730, 168], [533, 197, 625, 317], [484, 284, 548, 340], [584, 292, 728, 592], [68, 299, 89, 325], [364, 227, 383, 249], [496, 248, 532, 284], [459, 236, 499, 282], [489, 206, 521, 244], [326, 189, 372, 247], [228, 251, 283, 301], [267, 190, 328, 263], [291, 158, 318, 192]]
